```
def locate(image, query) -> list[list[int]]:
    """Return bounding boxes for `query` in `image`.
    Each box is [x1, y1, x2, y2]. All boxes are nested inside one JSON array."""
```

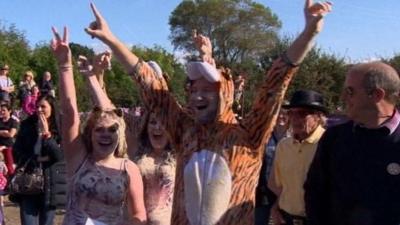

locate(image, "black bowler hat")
[[283, 90, 329, 114]]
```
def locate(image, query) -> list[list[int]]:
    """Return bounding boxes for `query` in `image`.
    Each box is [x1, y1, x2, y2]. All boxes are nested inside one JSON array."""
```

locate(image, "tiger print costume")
[[132, 56, 298, 225]]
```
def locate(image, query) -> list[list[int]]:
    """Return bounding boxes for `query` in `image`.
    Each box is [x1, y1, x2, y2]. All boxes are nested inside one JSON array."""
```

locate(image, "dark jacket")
[[13, 115, 67, 208], [40, 80, 54, 97], [305, 121, 400, 225]]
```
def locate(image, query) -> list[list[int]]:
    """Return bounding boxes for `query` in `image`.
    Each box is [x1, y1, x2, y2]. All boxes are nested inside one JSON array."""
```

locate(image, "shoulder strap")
[[122, 159, 129, 172], [71, 155, 90, 178]]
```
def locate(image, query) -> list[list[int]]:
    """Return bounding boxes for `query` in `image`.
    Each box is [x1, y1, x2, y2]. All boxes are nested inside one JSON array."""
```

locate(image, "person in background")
[[326, 106, 348, 128], [39, 71, 55, 98], [305, 62, 400, 225], [123, 107, 176, 225], [51, 27, 146, 225], [255, 107, 290, 225], [13, 95, 64, 225], [269, 90, 328, 225], [0, 102, 18, 176], [22, 85, 40, 117], [19, 71, 37, 106], [0, 64, 15, 104], [125, 71, 176, 225]]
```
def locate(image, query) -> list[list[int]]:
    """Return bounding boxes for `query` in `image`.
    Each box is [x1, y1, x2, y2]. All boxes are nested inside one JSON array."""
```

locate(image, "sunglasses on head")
[[94, 123, 119, 133], [92, 106, 123, 117]]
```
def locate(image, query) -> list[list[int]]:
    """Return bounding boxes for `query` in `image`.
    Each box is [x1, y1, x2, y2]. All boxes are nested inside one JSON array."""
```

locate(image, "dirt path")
[[3, 199, 64, 225]]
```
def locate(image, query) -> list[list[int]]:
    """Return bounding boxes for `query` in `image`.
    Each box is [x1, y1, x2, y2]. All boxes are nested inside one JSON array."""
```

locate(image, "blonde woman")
[[51, 26, 146, 225], [18, 70, 37, 104]]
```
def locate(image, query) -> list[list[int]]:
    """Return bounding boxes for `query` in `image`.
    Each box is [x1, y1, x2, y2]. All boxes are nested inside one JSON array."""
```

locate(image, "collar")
[[353, 109, 400, 135], [293, 125, 325, 144], [379, 109, 400, 135]]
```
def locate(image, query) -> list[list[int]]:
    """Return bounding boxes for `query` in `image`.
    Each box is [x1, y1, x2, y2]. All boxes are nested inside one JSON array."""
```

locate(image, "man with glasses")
[[268, 90, 327, 225], [0, 64, 15, 103], [305, 62, 400, 225]]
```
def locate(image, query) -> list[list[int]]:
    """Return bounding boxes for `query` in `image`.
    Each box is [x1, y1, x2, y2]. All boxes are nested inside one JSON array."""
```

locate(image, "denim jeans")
[[19, 195, 56, 225]]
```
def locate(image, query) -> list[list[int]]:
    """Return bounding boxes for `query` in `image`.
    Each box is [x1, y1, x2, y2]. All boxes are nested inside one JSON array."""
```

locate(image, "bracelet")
[[59, 65, 73, 70]]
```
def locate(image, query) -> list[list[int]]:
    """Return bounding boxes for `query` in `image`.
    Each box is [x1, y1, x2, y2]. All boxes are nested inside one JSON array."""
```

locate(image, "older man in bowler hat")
[[268, 90, 328, 225]]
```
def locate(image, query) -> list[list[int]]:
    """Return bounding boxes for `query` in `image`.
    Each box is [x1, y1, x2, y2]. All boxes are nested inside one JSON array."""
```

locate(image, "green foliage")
[[0, 13, 394, 116], [104, 60, 138, 107], [386, 54, 400, 73], [29, 43, 58, 84], [0, 23, 31, 83], [291, 49, 347, 110], [70, 42, 95, 60], [257, 37, 347, 113], [169, 0, 281, 67]]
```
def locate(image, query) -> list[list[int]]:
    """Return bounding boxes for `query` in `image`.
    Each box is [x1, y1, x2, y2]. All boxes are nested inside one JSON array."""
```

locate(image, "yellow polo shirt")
[[272, 125, 325, 216]]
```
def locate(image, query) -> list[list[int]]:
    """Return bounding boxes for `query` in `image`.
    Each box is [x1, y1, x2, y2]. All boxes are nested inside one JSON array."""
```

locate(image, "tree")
[[246, 37, 348, 114], [169, 0, 281, 67], [0, 23, 31, 83], [29, 43, 58, 84], [70, 42, 95, 61]]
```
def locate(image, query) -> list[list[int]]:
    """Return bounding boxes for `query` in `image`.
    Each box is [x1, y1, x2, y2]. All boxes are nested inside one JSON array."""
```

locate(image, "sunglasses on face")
[[288, 109, 317, 118]]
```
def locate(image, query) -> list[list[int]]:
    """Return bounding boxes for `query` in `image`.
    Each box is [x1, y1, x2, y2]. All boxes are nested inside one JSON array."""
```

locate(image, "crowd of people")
[[0, 0, 397, 225]]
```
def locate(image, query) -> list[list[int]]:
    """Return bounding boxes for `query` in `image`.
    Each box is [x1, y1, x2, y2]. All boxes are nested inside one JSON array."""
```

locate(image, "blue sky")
[[0, 0, 398, 62]]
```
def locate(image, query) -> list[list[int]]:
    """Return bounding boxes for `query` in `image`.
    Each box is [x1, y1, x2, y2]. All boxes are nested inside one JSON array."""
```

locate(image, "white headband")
[[186, 61, 220, 83]]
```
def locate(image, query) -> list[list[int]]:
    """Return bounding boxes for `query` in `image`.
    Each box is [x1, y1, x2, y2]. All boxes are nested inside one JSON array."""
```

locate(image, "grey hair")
[[350, 62, 400, 104]]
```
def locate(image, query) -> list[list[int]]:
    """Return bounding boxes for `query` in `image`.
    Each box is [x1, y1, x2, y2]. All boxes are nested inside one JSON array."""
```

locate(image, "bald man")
[[305, 62, 400, 225]]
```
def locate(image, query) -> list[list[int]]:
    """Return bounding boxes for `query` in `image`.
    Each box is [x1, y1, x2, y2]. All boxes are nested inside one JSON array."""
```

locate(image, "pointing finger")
[[63, 26, 69, 43], [90, 3, 104, 23]]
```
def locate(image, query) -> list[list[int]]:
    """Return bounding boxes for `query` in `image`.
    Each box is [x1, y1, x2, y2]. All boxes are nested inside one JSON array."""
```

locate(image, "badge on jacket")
[[387, 162, 400, 175]]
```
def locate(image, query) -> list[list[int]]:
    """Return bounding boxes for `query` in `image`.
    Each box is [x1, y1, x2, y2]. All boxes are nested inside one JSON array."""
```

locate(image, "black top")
[[12, 115, 66, 208], [0, 117, 18, 147], [305, 121, 400, 225], [40, 80, 54, 96]]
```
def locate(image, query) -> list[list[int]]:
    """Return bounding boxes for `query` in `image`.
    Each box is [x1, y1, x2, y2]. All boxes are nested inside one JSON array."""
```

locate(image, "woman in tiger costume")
[[84, 0, 332, 224]]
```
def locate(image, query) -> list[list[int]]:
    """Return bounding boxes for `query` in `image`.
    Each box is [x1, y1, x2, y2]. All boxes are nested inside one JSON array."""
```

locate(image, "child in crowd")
[[22, 85, 40, 116]]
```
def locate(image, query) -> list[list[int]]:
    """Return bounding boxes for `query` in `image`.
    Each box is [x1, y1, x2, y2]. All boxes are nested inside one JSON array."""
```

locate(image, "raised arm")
[[85, 3, 139, 74], [50, 27, 85, 176], [192, 29, 216, 67], [84, 3, 186, 146], [78, 52, 114, 110], [241, 0, 332, 148], [287, 0, 332, 64]]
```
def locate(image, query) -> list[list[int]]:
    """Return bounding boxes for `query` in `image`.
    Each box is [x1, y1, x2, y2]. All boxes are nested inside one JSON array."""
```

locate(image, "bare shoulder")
[[124, 159, 141, 175]]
